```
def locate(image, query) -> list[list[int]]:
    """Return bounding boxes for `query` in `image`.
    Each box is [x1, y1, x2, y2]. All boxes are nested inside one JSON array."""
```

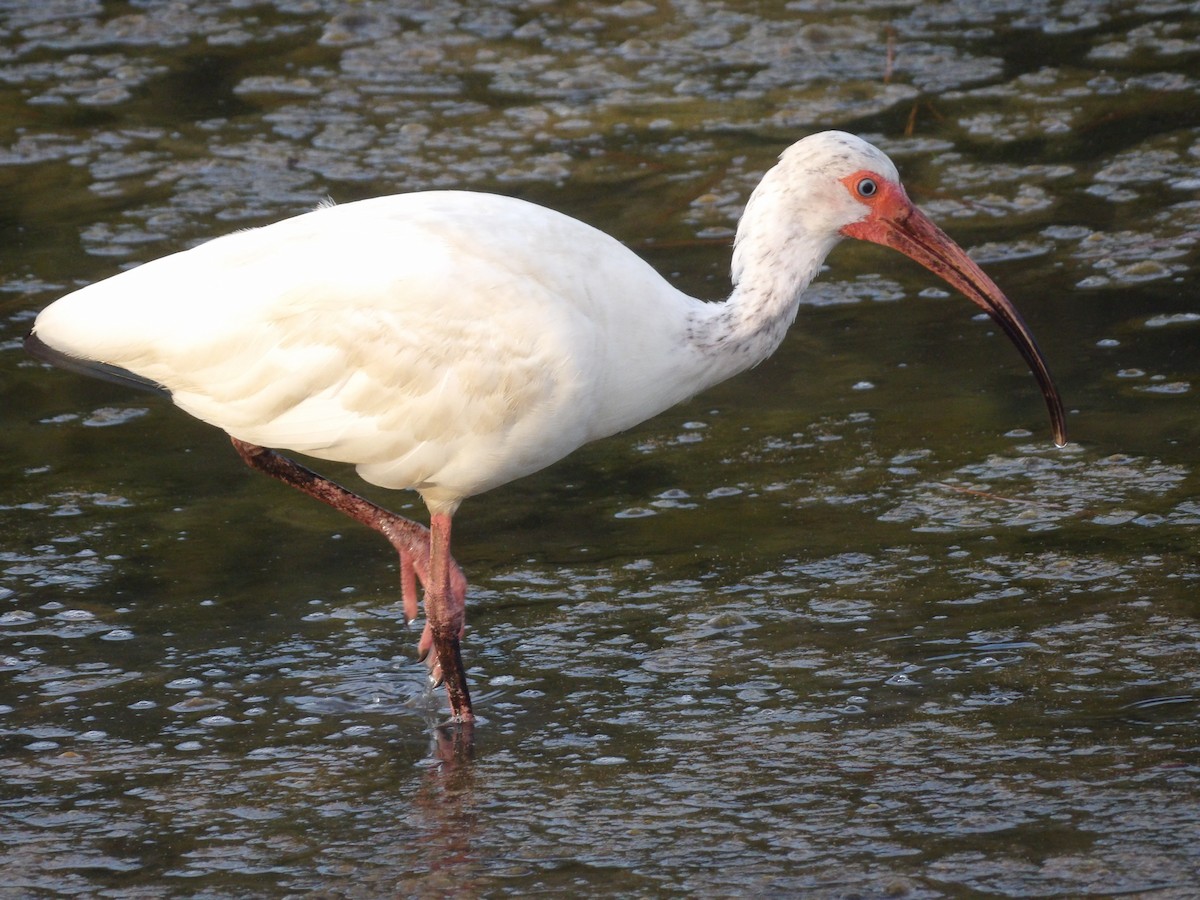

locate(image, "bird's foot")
[[394, 540, 470, 719], [414, 599, 467, 688], [416, 623, 440, 682], [400, 550, 419, 624], [395, 546, 467, 688]]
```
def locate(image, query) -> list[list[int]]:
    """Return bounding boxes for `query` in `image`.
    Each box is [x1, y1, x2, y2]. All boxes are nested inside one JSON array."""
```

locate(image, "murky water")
[[2, 1, 1198, 896]]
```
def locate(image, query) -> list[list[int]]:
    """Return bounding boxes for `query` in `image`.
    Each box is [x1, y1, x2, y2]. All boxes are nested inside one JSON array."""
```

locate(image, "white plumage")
[[28, 132, 1065, 725], [37, 192, 721, 509]]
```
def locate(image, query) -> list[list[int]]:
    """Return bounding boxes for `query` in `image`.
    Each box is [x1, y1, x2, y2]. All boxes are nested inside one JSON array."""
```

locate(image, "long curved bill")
[[843, 184, 1067, 448]]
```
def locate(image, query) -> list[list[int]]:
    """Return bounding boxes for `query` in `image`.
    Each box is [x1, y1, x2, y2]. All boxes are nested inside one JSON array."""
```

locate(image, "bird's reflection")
[[404, 719, 480, 888]]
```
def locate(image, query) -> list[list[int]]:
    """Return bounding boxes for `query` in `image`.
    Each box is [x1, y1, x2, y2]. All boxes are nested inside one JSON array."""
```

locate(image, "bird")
[[25, 131, 1066, 726]]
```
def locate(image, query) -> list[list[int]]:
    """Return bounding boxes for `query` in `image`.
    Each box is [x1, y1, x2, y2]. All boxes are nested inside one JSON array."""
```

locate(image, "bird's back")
[[33, 191, 704, 509]]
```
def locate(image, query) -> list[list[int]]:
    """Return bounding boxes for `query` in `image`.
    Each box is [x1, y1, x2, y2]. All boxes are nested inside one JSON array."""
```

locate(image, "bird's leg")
[[229, 438, 472, 720], [425, 512, 474, 723], [229, 437, 438, 576]]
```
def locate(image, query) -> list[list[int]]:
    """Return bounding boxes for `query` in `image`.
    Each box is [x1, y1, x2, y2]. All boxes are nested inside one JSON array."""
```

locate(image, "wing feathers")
[[24, 332, 169, 397]]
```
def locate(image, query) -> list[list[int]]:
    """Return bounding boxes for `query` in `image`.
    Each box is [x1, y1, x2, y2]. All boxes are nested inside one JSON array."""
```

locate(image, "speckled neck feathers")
[[686, 132, 898, 386]]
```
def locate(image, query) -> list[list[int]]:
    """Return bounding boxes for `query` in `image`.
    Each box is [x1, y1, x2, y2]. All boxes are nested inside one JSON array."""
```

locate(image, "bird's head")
[[740, 131, 1067, 447]]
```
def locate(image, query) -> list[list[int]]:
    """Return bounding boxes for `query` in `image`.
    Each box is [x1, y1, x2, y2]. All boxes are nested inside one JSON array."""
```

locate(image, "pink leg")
[[230, 438, 473, 721], [400, 550, 443, 682], [425, 512, 473, 722], [401, 536, 466, 689]]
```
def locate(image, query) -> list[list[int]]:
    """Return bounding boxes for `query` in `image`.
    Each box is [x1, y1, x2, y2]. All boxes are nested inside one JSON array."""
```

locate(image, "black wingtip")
[[24, 331, 169, 398]]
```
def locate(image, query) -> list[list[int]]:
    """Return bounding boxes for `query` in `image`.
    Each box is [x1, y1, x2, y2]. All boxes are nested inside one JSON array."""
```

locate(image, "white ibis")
[[26, 131, 1066, 725]]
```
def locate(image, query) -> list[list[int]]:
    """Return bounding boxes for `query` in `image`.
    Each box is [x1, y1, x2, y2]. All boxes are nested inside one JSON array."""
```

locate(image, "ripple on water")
[[4, 1, 1123, 261], [2, 1, 1199, 897], [880, 448, 1189, 532]]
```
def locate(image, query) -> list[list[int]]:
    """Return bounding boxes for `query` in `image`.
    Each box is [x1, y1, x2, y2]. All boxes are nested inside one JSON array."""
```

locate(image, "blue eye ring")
[[857, 177, 878, 198]]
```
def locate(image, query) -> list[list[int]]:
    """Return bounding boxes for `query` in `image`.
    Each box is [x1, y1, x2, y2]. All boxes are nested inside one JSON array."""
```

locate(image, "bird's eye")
[[856, 177, 878, 198]]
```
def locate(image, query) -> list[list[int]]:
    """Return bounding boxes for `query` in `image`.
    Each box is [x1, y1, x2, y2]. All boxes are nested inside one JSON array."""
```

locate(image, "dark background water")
[[1, 1, 1198, 896]]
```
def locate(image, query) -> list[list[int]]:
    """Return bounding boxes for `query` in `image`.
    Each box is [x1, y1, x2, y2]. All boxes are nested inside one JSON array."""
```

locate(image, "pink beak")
[[842, 177, 1067, 448]]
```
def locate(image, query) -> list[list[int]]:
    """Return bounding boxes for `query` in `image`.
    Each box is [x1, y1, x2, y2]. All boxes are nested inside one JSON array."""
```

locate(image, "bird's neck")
[[686, 215, 840, 389]]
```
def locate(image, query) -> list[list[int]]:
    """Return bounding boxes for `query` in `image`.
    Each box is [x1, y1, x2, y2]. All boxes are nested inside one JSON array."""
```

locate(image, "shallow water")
[[2, 1, 1199, 896]]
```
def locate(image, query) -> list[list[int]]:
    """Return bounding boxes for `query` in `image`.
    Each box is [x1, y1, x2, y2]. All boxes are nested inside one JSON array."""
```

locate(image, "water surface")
[[2, 1, 1198, 896]]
